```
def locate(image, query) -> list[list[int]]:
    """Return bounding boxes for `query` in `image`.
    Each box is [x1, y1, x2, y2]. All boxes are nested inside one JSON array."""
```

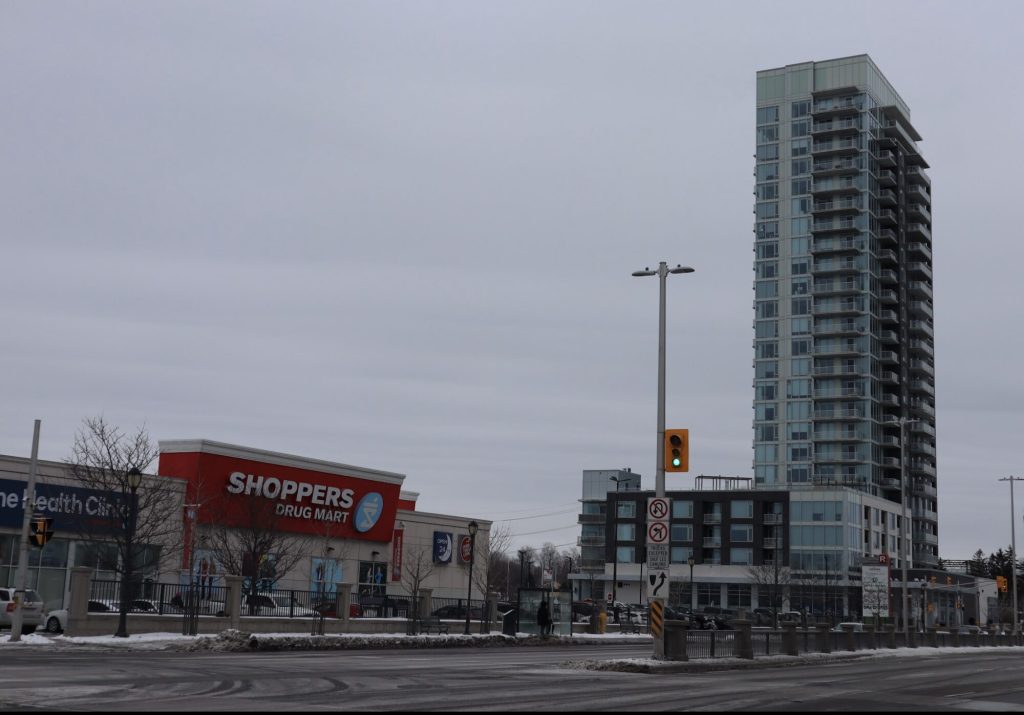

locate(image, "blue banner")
[[0, 477, 125, 535], [433, 531, 452, 564]]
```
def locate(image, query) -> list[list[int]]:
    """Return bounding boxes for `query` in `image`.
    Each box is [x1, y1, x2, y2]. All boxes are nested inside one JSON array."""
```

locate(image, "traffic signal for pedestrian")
[[29, 515, 54, 548], [664, 429, 689, 472]]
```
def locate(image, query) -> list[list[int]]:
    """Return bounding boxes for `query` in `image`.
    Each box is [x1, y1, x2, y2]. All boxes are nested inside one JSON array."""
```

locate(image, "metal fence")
[[687, 630, 737, 659]]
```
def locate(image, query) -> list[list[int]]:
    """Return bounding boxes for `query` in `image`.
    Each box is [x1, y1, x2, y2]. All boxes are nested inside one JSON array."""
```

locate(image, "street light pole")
[[609, 476, 622, 605], [632, 262, 694, 499], [999, 476, 1022, 635], [633, 261, 694, 658], [116, 466, 143, 638], [464, 521, 478, 636], [898, 416, 918, 638], [688, 555, 695, 612]]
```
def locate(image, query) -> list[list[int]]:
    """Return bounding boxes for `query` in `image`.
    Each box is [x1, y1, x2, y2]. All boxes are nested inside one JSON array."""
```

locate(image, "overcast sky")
[[3, 1, 1023, 563]]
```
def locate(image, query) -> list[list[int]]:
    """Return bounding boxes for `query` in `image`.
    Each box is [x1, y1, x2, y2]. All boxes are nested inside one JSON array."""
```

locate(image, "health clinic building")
[[0, 439, 489, 609]]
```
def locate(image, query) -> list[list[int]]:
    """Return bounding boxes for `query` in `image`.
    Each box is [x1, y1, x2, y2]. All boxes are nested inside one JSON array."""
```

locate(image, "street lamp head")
[[126, 467, 142, 490], [687, 556, 695, 567], [631, 268, 657, 277], [468, 520, 479, 537], [669, 265, 695, 274]]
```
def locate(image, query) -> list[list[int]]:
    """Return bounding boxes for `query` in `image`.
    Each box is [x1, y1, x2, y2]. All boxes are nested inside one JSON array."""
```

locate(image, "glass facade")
[[754, 55, 937, 568]]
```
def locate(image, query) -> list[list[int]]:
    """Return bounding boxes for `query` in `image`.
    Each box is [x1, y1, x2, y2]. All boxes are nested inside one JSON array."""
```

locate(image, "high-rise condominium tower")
[[752, 56, 937, 567]]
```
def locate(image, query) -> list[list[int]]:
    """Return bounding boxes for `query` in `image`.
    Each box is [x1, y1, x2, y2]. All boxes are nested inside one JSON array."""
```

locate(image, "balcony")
[[814, 279, 861, 296], [815, 385, 867, 399], [913, 532, 939, 546], [703, 513, 722, 524], [813, 198, 863, 214], [813, 343, 862, 356], [579, 536, 606, 547], [812, 96, 865, 116], [814, 405, 866, 420], [879, 393, 899, 407], [814, 321, 865, 336], [812, 157, 863, 176], [812, 236, 865, 254], [879, 329, 899, 343], [763, 513, 784, 525], [703, 537, 722, 548], [578, 514, 606, 525], [911, 399, 936, 418], [877, 188, 897, 206], [908, 240, 932, 262], [812, 118, 862, 136], [907, 223, 932, 241], [879, 434, 899, 447], [910, 421, 936, 437], [908, 203, 932, 223], [813, 138, 863, 157], [874, 149, 896, 167], [879, 309, 898, 323], [909, 300, 933, 319], [913, 481, 937, 498], [878, 350, 898, 363], [910, 379, 935, 397], [813, 177, 863, 195], [876, 228, 898, 244], [909, 338, 934, 357], [875, 248, 897, 264], [907, 184, 931, 203], [911, 441, 936, 457], [882, 477, 902, 490], [879, 370, 899, 384], [908, 261, 933, 280], [879, 288, 898, 304], [813, 217, 861, 234], [813, 299, 864, 316], [814, 257, 863, 274], [875, 208, 898, 225], [909, 320, 934, 339], [762, 537, 784, 549], [881, 457, 900, 468], [814, 427, 864, 441], [910, 359, 934, 377], [908, 281, 933, 300], [880, 269, 899, 285], [818, 452, 862, 463], [906, 165, 931, 188]]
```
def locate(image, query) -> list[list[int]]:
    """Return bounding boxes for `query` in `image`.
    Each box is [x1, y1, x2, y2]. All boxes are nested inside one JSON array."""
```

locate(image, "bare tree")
[[401, 545, 435, 633], [472, 522, 512, 599], [65, 416, 182, 637], [747, 560, 793, 627], [201, 492, 313, 611]]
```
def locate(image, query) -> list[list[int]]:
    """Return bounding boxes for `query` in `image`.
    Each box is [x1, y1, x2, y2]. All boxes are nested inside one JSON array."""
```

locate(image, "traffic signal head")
[[664, 429, 689, 472], [30, 515, 54, 548]]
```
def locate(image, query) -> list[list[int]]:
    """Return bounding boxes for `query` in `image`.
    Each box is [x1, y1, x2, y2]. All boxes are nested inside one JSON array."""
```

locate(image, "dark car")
[[312, 601, 363, 618], [572, 601, 594, 621], [432, 604, 482, 619]]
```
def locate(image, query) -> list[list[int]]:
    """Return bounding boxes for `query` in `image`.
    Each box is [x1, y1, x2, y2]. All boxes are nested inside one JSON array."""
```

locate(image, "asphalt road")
[[4, 644, 1024, 710]]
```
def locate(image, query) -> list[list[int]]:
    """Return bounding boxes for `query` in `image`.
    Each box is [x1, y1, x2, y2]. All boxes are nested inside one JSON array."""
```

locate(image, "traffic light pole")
[[9, 419, 41, 643], [633, 261, 694, 659]]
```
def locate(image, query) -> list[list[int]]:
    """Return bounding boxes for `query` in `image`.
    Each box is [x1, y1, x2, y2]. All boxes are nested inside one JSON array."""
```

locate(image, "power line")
[[497, 508, 578, 522], [510, 524, 578, 538]]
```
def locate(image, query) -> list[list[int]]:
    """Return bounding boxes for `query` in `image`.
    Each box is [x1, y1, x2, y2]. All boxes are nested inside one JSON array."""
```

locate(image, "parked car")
[[832, 622, 865, 632], [958, 624, 982, 635], [752, 607, 776, 626], [242, 593, 319, 617], [312, 600, 363, 618], [432, 604, 483, 620], [0, 587, 43, 634]]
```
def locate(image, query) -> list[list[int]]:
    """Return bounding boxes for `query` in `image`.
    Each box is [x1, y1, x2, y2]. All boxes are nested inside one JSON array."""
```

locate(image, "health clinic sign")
[[159, 441, 404, 543]]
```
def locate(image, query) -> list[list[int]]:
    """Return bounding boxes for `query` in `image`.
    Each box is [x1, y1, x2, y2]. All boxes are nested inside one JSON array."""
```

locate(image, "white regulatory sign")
[[647, 497, 670, 521], [646, 544, 669, 571], [646, 569, 670, 599]]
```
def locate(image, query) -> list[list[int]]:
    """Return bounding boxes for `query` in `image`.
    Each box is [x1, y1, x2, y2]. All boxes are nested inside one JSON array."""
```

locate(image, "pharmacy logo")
[[354, 492, 384, 532]]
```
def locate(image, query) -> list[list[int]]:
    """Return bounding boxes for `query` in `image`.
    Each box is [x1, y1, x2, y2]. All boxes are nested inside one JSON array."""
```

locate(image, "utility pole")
[[9, 420, 41, 643], [998, 476, 1023, 635]]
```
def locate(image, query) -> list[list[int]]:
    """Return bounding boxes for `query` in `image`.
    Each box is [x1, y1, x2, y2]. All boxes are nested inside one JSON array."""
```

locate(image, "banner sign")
[[433, 531, 453, 564]]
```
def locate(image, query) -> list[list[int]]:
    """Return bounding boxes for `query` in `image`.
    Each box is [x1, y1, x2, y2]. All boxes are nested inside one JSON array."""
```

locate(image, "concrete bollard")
[[733, 619, 754, 660], [224, 574, 242, 631], [782, 623, 799, 656], [815, 623, 831, 654]]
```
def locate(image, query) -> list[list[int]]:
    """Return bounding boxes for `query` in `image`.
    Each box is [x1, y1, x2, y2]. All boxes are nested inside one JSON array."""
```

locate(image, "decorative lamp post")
[[464, 521, 478, 636], [688, 555, 696, 611], [115, 466, 143, 638]]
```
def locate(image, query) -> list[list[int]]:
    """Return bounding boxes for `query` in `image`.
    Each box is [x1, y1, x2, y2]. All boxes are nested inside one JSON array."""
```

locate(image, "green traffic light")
[[672, 455, 681, 467]]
